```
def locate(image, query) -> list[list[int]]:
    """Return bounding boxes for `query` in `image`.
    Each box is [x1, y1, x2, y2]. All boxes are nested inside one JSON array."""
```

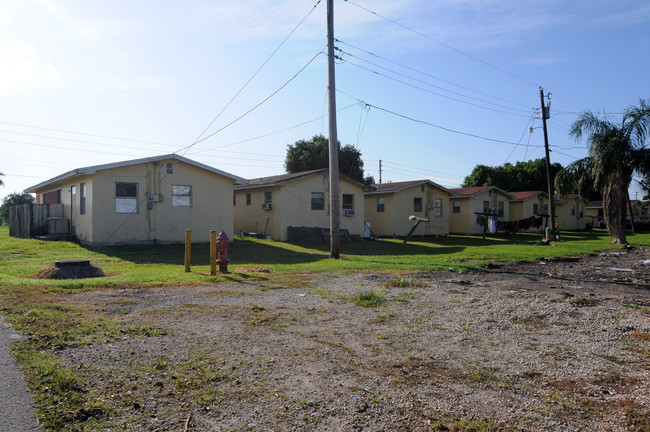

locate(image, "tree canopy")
[[0, 192, 35, 225], [461, 158, 564, 192], [556, 99, 650, 244], [284, 134, 369, 184]]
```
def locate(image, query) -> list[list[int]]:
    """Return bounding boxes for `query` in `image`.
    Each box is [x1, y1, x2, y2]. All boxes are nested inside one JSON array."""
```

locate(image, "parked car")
[[597, 218, 632, 229]]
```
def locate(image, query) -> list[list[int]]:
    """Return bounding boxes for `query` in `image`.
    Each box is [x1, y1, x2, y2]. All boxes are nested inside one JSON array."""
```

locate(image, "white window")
[[497, 201, 504, 217], [377, 197, 385, 212], [533, 203, 539, 214], [433, 198, 443, 217], [116, 182, 138, 213], [453, 200, 461, 214], [172, 185, 192, 208], [80, 183, 86, 214]]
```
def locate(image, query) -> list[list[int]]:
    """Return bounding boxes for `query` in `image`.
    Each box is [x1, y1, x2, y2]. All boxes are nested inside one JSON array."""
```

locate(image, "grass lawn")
[[1, 225, 649, 289], [1, 225, 649, 430]]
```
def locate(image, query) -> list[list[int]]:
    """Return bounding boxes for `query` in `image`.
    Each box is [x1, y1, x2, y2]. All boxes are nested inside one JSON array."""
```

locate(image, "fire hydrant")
[[216, 231, 229, 273]]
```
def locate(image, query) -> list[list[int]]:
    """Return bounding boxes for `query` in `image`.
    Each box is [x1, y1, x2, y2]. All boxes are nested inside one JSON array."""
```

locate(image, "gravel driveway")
[[59, 247, 650, 431]]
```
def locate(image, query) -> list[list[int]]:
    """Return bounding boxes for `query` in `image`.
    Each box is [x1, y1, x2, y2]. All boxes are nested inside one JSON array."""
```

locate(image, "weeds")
[[600, 309, 622, 326], [350, 289, 386, 307], [384, 277, 428, 288]]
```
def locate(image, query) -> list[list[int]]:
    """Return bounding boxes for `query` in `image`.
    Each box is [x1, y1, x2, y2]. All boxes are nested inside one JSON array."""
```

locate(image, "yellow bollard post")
[[210, 230, 217, 276], [184, 229, 191, 272]]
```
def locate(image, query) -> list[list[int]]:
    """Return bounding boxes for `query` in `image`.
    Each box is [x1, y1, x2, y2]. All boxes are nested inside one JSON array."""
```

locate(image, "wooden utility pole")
[[379, 159, 383, 184], [540, 87, 556, 238], [327, 0, 340, 258]]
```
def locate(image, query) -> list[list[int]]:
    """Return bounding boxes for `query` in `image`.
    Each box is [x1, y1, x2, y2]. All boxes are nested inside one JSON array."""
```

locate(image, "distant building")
[[25, 154, 245, 245], [364, 180, 452, 237], [234, 169, 366, 241], [449, 186, 514, 234]]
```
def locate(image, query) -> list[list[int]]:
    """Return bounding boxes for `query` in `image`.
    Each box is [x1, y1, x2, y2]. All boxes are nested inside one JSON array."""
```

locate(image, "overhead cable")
[[343, 0, 540, 88], [336, 90, 543, 148], [182, 0, 323, 155], [335, 39, 531, 110], [176, 50, 325, 152], [336, 46, 532, 113]]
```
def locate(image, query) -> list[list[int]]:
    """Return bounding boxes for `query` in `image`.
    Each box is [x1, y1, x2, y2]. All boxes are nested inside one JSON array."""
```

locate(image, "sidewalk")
[[0, 317, 43, 432]]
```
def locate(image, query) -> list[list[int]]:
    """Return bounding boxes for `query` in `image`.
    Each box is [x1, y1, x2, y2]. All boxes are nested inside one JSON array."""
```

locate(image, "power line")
[[0, 129, 178, 152], [338, 56, 532, 118], [380, 160, 461, 178], [343, 0, 540, 89], [0, 121, 172, 146], [335, 39, 531, 110], [336, 90, 544, 148], [176, 50, 325, 153], [336, 46, 532, 114], [182, 0, 323, 156], [186, 102, 358, 155]]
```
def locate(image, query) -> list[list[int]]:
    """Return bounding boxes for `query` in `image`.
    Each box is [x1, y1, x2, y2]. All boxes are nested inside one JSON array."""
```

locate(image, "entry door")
[[70, 185, 76, 234]]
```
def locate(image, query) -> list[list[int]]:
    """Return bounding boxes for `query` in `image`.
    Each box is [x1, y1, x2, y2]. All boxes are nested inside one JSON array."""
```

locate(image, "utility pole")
[[327, 0, 340, 259], [379, 159, 382, 184], [539, 87, 556, 238]]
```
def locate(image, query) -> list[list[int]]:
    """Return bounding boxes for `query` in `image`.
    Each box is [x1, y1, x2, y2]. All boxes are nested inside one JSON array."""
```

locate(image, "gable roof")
[[449, 186, 515, 199], [509, 191, 547, 201], [25, 154, 247, 193], [366, 179, 452, 195], [235, 169, 367, 190]]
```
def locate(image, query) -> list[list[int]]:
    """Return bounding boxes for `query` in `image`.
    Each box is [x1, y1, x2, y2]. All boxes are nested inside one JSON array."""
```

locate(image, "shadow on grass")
[[81, 231, 613, 266], [86, 240, 329, 266]]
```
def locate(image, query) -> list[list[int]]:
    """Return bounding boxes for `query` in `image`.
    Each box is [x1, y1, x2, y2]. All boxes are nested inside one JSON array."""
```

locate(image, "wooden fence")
[[9, 204, 48, 238]]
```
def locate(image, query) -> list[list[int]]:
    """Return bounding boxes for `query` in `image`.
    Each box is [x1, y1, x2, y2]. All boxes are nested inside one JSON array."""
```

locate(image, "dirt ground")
[[61, 246, 650, 431]]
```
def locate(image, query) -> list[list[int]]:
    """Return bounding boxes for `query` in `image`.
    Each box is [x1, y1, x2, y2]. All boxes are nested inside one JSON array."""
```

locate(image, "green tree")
[[556, 99, 650, 244], [284, 134, 367, 183], [462, 158, 563, 192], [0, 172, 4, 187], [1, 192, 35, 224]]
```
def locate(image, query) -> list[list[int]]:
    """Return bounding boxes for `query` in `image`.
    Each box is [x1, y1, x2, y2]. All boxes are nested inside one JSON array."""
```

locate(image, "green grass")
[[1, 225, 647, 430], [1, 225, 646, 289]]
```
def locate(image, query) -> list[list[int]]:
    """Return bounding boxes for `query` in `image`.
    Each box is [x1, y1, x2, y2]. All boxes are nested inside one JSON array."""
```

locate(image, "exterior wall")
[[234, 187, 281, 239], [629, 202, 649, 221], [509, 195, 549, 232], [450, 190, 511, 235], [555, 197, 588, 231], [449, 198, 471, 234], [364, 194, 396, 237], [235, 175, 365, 241], [365, 184, 450, 237], [31, 158, 236, 244]]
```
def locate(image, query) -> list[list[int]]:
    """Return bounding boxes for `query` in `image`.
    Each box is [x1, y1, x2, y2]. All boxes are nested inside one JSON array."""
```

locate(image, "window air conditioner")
[[262, 202, 272, 210]]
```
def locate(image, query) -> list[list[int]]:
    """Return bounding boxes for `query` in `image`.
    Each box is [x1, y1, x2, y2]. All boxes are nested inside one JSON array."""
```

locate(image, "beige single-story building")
[[449, 186, 515, 234], [629, 200, 649, 222], [555, 194, 589, 231], [585, 200, 603, 225], [509, 191, 549, 232], [364, 180, 452, 237], [233, 169, 366, 241], [25, 154, 246, 245]]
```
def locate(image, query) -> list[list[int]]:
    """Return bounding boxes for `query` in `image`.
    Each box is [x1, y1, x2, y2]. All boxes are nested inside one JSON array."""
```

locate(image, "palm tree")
[[556, 99, 650, 244]]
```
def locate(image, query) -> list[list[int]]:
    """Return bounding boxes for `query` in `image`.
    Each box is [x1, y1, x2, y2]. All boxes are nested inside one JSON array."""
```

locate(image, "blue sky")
[[2, 0, 650, 203]]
